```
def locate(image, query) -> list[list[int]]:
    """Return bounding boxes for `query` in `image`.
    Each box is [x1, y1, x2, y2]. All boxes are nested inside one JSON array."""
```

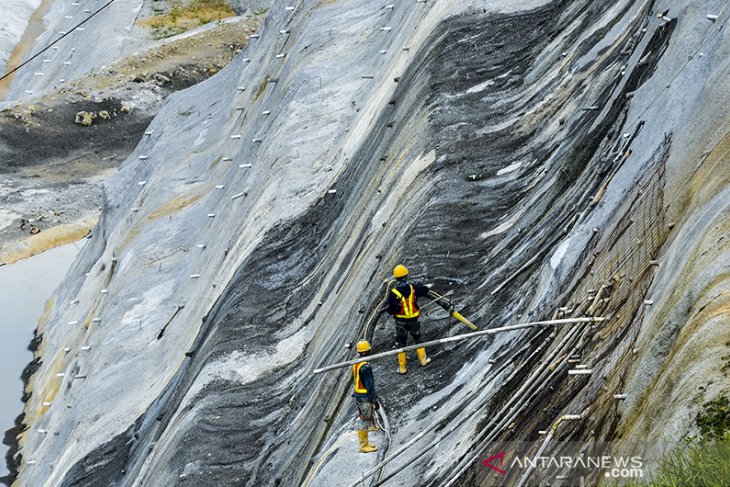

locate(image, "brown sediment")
[[0, 215, 98, 266], [0, 0, 55, 101], [146, 192, 205, 221]]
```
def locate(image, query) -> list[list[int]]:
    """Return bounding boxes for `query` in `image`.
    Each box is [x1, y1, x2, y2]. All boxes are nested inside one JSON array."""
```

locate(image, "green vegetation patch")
[[631, 439, 730, 487], [696, 395, 730, 441], [254, 75, 269, 101], [141, 0, 236, 39], [178, 106, 195, 117], [623, 395, 730, 486], [721, 354, 730, 375]]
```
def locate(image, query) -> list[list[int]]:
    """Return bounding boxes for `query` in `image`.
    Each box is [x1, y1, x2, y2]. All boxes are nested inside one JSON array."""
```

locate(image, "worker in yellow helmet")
[[387, 264, 432, 374], [352, 340, 381, 453]]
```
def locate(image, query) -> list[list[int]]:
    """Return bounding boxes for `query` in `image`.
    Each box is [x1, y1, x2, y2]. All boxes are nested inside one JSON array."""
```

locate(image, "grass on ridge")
[[622, 395, 730, 486], [141, 0, 236, 39]]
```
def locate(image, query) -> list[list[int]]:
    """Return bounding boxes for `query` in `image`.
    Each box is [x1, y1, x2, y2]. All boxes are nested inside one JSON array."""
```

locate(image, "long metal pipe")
[[453, 295, 596, 463], [514, 413, 584, 487], [367, 340, 554, 487], [345, 319, 596, 487], [441, 325, 585, 487], [450, 319, 592, 482], [377, 313, 589, 487], [313, 317, 603, 374], [352, 329, 560, 487]]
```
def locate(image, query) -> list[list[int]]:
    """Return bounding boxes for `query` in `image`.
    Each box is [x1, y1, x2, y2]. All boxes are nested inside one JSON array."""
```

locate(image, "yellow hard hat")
[[356, 340, 371, 353], [393, 264, 409, 278]]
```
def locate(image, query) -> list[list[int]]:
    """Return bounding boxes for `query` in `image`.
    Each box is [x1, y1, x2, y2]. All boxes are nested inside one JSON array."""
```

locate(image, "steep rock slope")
[[9, 0, 730, 486], [2, 0, 271, 103], [0, 17, 260, 265], [0, 0, 41, 75], [3, 0, 153, 102]]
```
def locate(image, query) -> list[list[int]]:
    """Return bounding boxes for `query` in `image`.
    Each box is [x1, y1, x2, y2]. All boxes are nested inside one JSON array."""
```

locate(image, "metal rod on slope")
[[514, 413, 584, 487], [347, 336, 556, 487], [374, 327, 583, 487], [312, 317, 604, 374], [0, 0, 119, 83], [427, 290, 478, 330], [420, 289, 454, 310]]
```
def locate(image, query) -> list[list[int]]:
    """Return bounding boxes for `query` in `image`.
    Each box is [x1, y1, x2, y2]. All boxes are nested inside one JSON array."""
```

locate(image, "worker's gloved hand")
[[373, 401, 381, 411]]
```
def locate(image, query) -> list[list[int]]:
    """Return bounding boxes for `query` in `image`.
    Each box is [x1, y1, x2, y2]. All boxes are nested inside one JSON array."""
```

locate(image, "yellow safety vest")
[[392, 285, 420, 319], [353, 361, 368, 394]]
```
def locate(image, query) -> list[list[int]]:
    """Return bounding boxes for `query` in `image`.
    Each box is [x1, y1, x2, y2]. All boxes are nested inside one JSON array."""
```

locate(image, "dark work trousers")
[[354, 397, 376, 430], [395, 320, 423, 347]]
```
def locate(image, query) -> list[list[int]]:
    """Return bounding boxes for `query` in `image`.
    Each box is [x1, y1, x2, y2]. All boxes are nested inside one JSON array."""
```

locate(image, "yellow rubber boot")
[[417, 348, 431, 366], [397, 352, 407, 375], [358, 430, 377, 453]]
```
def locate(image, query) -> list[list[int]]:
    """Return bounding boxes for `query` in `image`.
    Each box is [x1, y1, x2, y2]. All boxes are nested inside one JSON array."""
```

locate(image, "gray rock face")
[[0, 0, 41, 75], [4, 0, 152, 102], [230, 0, 274, 16], [9, 0, 730, 486]]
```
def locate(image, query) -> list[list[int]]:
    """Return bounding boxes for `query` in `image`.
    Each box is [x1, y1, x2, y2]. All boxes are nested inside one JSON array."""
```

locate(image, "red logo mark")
[[482, 451, 507, 475]]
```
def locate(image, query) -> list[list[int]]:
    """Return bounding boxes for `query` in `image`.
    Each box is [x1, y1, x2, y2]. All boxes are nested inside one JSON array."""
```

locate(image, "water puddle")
[[0, 240, 82, 477]]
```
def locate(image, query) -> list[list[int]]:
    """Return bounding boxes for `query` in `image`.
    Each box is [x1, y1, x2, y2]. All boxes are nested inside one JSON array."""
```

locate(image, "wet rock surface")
[[5, 0, 730, 486]]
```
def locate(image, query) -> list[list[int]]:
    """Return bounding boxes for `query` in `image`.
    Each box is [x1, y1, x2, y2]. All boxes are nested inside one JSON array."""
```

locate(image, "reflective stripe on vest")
[[353, 361, 368, 394], [392, 285, 420, 319]]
